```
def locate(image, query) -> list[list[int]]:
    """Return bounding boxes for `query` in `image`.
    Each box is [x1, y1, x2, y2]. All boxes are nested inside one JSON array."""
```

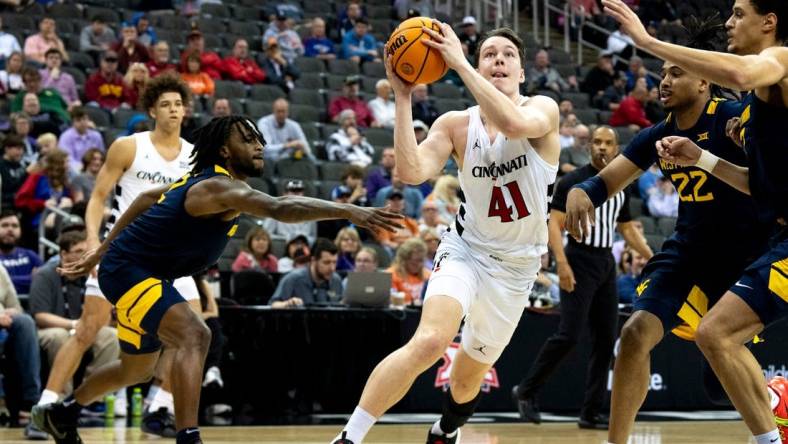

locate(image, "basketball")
[[385, 16, 448, 85]]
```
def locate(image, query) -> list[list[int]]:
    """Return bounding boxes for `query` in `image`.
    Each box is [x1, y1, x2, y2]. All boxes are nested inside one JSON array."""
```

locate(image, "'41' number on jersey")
[[488, 181, 530, 222]]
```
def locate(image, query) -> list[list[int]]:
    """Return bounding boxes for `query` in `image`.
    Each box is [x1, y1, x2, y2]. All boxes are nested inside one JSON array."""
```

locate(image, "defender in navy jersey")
[[602, 0, 788, 441], [563, 22, 767, 440], [32, 117, 403, 444]]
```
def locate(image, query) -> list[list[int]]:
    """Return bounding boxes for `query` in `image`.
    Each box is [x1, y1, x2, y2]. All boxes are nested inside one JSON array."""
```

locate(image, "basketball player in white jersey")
[[36, 74, 198, 437], [332, 26, 560, 444]]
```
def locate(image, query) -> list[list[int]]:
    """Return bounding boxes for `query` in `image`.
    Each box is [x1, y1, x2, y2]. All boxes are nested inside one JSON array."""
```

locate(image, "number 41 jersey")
[[623, 98, 766, 247], [450, 102, 558, 261]]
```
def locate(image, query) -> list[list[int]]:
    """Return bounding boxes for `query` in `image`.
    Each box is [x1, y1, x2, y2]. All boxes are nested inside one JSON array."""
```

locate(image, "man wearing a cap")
[[180, 29, 223, 80], [341, 17, 381, 64], [84, 50, 128, 111], [261, 37, 299, 93], [375, 189, 420, 252], [329, 76, 375, 127], [261, 180, 317, 245], [262, 13, 304, 64], [459, 16, 480, 57], [374, 168, 423, 219], [394, 0, 433, 20]]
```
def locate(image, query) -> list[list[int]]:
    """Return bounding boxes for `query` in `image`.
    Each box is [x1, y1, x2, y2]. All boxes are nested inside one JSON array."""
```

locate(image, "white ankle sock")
[[37, 389, 59, 406], [754, 429, 781, 444], [148, 389, 174, 414], [430, 420, 458, 438], [337, 406, 376, 443], [146, 385, 160, 404]]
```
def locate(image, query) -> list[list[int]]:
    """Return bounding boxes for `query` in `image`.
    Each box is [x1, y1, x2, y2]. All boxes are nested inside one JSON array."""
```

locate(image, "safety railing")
[[38, 205, 73, 258]]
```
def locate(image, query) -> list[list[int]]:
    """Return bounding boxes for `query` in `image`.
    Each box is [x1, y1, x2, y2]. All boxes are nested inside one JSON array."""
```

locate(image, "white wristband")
[[696, 149, 719, 172]]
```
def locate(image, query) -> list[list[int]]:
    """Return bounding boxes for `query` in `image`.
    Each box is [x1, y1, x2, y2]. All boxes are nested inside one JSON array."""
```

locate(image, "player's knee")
[[410, 329, 451, 365], [619, 319, 654, 355], [74, 320, 102, 349], [179, 322, 212, 351], [695, 321, 724, 354]]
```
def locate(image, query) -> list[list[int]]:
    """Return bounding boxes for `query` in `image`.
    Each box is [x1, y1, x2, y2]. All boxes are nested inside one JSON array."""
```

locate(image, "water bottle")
[[131, 387, 143, 417], [104, 394, 115, 426]]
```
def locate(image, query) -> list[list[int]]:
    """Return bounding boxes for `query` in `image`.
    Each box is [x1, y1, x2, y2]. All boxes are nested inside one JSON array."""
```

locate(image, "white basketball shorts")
[[85, 272, 200, 301], [424, 230, 540, 364]]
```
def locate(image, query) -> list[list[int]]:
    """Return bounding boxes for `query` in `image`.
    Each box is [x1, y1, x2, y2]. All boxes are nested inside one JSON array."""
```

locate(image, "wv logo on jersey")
[[636, 279, 651, 297], [697, 132, 710, 142]]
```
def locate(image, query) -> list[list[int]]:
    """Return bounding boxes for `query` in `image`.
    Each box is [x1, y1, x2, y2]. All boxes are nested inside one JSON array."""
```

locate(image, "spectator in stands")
[[395, 1, 434, 20], [10, 112, 37, 163], [232, 227, 278, 274], [624, 56, 655, 92], [0, 17, 21, 69], [335, 165, 368, 207], [123, 62, 150, 110], [20, 93, 63, 138], [223, 38, 266, 85], [79, 16, 116, 63], [146, 41, 176, 78], [527, 49, 577, 94], [12, 67, 69, 126], [599, 71, 627, 111], [645, 85, 666, 123], [411, 84, 439, 127], [278, 234, 311, 274], [0, 211, 42, 294], [365, 146, 394, 201], [386, 237, 430, 305], [341, 18, 380, 64], [318, 185, 353, 240], [582, 54, 617, 104], [0, 51, 23, 97], [270, 238, 343, 308], [457, 16, 481, 59], [335, 226, 361, 273], [327, 109, 375, 167], [262, 13, 304, 64], [256, 98, 312, 160], [602, 25, 634, 60], [420, 227, 441, 269], [419, 200, 448, 235], [354, 247, 378, 273], [85, 50, 128, 111], [181, 29, 223, 80], [638, 163, 662, 199], [23, 17, 67, 65], [29, 228, 119, 396], [15, 150, 77, 231], [0, 135, 28, 210], [70, 148, 104, 201], [426, 175, 460, 225], [212, 98, 232, 117], [304, 17, 336, 60], [609, 84, 652, 130], [338, 1, 366, 37], [262, 180, 317, 245], [26, 132, 56, 174], [329, 75, 375, 127], [559, 99, 574, 119], [559, 124, 591, 174], [647, 176, 679, 218], [612, 219, 643, 265], [413, 120, 430, 144], [40, 49, 80, 109], [0, 262, 41, 436], [131, 12, 157, 47], [113, 23, 151, 75], [376, 189, 420, 253], [368, 79, 395, 129], [58, 107, 105, 172], [374, 168, 423, 218], [617, 248, 647, 303], [261, 37, 299, 93], [180, 52, 214, 97]]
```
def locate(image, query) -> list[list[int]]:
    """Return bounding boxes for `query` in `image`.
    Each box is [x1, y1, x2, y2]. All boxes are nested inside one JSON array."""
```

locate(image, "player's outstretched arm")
[[564, 156, 643, 241], [602, 0, 788, 91], [185, 178, 405, 233], [657, 136, 750, 195]]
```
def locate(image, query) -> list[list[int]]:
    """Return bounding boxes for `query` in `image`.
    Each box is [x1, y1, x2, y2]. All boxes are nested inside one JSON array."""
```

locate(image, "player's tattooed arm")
[[657, 136, 750, 195]]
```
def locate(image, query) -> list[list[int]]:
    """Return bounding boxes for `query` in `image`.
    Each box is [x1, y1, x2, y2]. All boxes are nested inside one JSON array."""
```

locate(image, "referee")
[[512, 126, 653, 429]]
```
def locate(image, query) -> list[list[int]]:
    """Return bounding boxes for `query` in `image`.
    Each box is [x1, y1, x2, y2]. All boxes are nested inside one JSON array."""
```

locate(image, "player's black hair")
[[473, 27, 525, 69], [189, 115, 265, 174], [311, 237, 339, 260], [681, 14, 737, 99], [751, 0, 788, 43]]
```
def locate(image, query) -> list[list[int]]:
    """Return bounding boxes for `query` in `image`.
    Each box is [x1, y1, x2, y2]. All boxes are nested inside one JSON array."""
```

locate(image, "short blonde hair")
[[36, 132, 57, 148]]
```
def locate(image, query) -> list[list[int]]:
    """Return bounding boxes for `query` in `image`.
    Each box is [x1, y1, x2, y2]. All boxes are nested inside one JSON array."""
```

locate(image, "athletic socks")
[[175, 427, 201, 444], [754, 429, 781, 444], [337, 406, 377, 443], [149, 388, 175, 414], [37, 389, 59, 406], [438, 389, 481, 435], [430, 420, 458, 438]]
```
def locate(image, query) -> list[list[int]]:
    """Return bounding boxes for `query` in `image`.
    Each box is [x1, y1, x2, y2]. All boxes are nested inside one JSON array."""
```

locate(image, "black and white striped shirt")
[[551, 163, 631, 249]]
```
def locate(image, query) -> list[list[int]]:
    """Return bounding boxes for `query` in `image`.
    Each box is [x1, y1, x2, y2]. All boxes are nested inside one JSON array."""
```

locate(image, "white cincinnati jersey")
[[451, 102, 558, 261], [106, 131, 194, 233]]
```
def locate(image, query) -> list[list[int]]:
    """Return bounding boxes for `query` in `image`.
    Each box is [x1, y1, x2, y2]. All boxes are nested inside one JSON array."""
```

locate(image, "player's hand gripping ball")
[[385, 17, 449, 84]]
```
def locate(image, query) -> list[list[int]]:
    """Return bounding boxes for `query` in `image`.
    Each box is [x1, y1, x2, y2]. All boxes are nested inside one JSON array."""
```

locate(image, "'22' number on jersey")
[[488, 181, 530, 222]]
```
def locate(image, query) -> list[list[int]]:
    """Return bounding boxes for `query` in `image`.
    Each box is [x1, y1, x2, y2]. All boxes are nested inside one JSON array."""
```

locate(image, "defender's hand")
[[726, 117, 744, 148], [58, 249, 102, 279], [347, 205, 405, 233], [565, 188, 596, 242]]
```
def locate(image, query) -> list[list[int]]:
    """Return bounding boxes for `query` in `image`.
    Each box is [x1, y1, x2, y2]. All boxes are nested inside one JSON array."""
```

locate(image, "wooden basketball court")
[[0, 421, 752, 443]]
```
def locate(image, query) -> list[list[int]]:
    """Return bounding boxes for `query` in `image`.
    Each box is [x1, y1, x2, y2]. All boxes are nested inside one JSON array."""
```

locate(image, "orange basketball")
[[385, 17, 448, 85]]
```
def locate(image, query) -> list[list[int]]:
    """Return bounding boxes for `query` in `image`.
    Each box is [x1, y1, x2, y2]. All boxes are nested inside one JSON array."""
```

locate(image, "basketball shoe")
[[331, 431, 355, 443], [426, 427, 461, 444], [768, 376, 788, 443], [30, 402, 82, 444]]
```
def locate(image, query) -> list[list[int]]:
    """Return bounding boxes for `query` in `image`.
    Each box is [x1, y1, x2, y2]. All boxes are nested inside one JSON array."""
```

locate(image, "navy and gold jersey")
[[739, 92, 788, 224], [105, 165, 239, 280], [623, 98, 766, 248]]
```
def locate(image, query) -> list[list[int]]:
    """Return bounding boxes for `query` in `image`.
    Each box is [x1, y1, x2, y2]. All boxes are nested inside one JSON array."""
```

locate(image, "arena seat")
[[275, 158, 319, 180], [290, 89, 326, 108], [250, 84, 287, 102]]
